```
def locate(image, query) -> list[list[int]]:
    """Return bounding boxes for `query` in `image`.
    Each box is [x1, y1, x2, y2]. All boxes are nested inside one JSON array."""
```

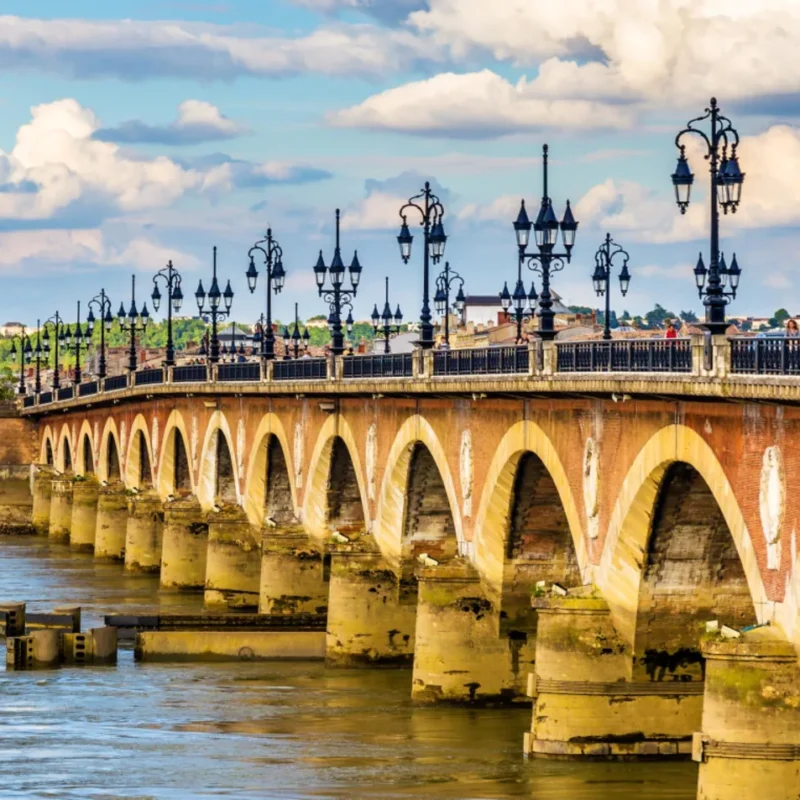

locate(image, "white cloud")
[[764, 273, 791, 289], [458, 194, 520, 224], [329, 69, 637, 136], [340, 191, 405, 231]]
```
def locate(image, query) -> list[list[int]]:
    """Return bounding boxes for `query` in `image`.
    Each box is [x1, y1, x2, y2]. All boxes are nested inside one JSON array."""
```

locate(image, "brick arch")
[[303, 413, 368, 548], [472, 420, 588, 601], [75, 420, 95, 476], [157, 409, 195, 500], [98, 417, 122, 483], [56, 423, 73, 473], [40, 425, 56, 466], [597, 423, 769, 652], [243, 413, 297, 528], [373, 414, 463, 571], [125, 414, 155, 490], [197, 410, 240, 510]]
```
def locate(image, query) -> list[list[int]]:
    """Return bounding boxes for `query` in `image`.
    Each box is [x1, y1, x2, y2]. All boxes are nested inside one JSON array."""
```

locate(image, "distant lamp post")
[[371, 277, 403, 354], [246, 228, 285, 361], [513, 144, 578, 340], [151, 260, 183, 367], [592, 233, 631, 341], [117, 276, 150, 373], [397, 182, 447, 349], [30, 320, 45, 395], [42, 312, 66, 390], [500, 255, 539, 343], [60, 301, 92, 386], [433, 262, 464, 349], [86, 289, 114, 379], [672, 97, 744, 334], [196, 246, 234, 364], [282, 304, 310, 359], [314, 209, 361, 356], [8, 325, 32, 395]]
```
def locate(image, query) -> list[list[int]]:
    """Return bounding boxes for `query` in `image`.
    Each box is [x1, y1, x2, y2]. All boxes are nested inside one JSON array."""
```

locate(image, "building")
[[0, 322, 25, 337], [459, 291, 574, 328]]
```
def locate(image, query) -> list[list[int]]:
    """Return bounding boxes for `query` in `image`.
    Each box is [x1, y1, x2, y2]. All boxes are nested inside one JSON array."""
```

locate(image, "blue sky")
[[1, 1, 800, 328]]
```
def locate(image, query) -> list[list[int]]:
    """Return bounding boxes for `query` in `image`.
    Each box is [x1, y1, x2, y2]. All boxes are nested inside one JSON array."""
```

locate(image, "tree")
[[680, 310, 698, 323], [644, 303, 676, 329], [767, 308, 790, 328]]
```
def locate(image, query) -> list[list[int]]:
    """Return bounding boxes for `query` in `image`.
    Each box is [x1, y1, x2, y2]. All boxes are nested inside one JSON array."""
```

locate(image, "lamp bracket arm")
[[676, 126, 712, 158]]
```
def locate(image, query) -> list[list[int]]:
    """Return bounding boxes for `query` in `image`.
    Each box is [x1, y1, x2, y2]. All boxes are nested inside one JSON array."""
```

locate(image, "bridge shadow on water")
[[0, 535, 697, 799]]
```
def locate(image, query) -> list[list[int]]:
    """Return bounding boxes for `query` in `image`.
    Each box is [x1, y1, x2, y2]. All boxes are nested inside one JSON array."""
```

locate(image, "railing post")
[[164, 366, 173, 385], [127, 371, 134, 390], [334, 355, 344, 381], [542, 341, 556, 376], [528, 341, 539, 377], [98, 378, 105, 395], [263, 360, 273, 384], [711, 335, 731, 379], [422, 349, 435, 380], [690, 334, 707, 377]]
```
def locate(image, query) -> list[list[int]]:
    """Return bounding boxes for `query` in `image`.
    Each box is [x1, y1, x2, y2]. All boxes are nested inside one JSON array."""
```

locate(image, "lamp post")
[[512, 144, 578, 341], [8, 326, 32, 395], [42, 312, 66, 390], [314, 209, 361, 356], [30, 320, 45, 395], [65, 301, 91, 386], [397, 182, 447, 349], [117, 276, 150, 373], [196, 246, 234, 364], [672, 97, 744, 335], [282, 304, 310, 359], [246, 229, 285, 361], [151, 260, 184, 367], [371, 278, 403, 354], [433, 261, 464, 349], [500, 255, 539, 343], [86, 289, 114, 379], [591, 233, 631, 341]]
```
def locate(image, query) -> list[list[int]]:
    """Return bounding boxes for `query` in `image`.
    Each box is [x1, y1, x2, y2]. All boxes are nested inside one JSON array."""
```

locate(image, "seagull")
[[417, 553, 439, 568]]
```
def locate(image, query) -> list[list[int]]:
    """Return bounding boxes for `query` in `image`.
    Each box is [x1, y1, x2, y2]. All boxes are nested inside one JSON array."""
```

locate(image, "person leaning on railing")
[[786, 319, 799, 338], [664, 320, 678, 339]]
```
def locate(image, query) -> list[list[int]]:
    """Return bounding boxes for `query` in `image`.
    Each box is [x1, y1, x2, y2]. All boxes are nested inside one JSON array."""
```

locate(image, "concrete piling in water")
[[48, 478, 73, 541], [259, 527, 329, 616], [204, 505, 260, 609], [63, 627, 118, 664], [31, 468, 53, 535], [94, 484, 129, 559], [160, 496, 208, 591], [0, 602, 26, 636], [125, 491, 164, 572], [70, 478, 100, 551]]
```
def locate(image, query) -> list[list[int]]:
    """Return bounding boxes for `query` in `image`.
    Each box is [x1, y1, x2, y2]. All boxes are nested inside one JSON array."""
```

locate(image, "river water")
[[0, 535, 697, 799]]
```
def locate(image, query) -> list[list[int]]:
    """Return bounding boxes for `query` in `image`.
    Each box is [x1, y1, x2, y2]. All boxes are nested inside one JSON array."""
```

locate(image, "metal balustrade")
[[39, 391, 53, 405], [556, 339, 692, 373], [134, 369, 164, 387], [730, 337, 800, 375], [343, 353, 413, 378], [78, 381, 98, 397], [217, 362, 261, 382], [433, 346, 529, 376], [273, 358, 327, 381], [173, 364, 208, 383], [22, 395, 35, 408], [104, 375, 128, 392], [57, 386, 74, 401]]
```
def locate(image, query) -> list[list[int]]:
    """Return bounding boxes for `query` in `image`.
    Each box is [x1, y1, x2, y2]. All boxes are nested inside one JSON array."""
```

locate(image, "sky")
[[1, 0, 800, 328]]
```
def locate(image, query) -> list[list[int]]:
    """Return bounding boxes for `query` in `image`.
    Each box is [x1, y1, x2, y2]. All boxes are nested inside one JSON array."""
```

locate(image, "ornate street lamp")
[[672, 97, 744, 334], [86, 289, 114, 379], [151, 260, 183, 367], [221, 322, 245, 363], [246, 228, 285, 361], [196, 246, 234, 364], [8, 325, 32, 395], [433, 261, 464, 349], [500, 255, 539, 343], [371, 277, 403, 354], [282, 303, 310, 360], [59, 301, 92, 386], [314, 209, 361, 356], [512, 144, 578, 340], [41, 312, 66, 391], [117, 276, 150, 373], [397, 182, 446, 349], [592, 233, 631, 341]]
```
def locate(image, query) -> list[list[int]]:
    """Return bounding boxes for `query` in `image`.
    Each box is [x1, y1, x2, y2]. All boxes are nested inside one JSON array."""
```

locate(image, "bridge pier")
[[70, 479, 99, 551], [412, 561, 534, 704], [325, 539, 416, 667], [259, 528, 329, 615], [32, 468, 53, 535], [48, 478, 73, 541], [526, 594, 700, 758], [696, 632, 800, 800], [204, 506, 260, 609], [160, 496, 208, 591], [94, 484, 129, 559], [125, 491, 164, 572]]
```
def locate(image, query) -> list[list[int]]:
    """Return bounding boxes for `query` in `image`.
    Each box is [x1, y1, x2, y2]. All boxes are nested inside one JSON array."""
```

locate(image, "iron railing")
[[39, 391, 53, 405], [173, 364, 207, 383], [104, 375, 128, 392], [134, 369, 164, 387], [730, 337, 800, 375], [556, 339, 692, 373], [217, 362, 261, 382], [343, 353, 414, 378], [273, 358, 327, 381], [57, 386, 74, 401], [78, 381, 98, 397], [433, 346, 529, 376], [22, 395, 35, 408]]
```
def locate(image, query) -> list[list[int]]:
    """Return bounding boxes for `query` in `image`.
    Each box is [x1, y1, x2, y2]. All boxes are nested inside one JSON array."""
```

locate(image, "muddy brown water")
[[0, 535, 697, 799]]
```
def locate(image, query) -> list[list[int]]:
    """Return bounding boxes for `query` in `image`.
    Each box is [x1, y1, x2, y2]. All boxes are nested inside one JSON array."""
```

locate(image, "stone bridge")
[[12, 337, 800, 798]]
